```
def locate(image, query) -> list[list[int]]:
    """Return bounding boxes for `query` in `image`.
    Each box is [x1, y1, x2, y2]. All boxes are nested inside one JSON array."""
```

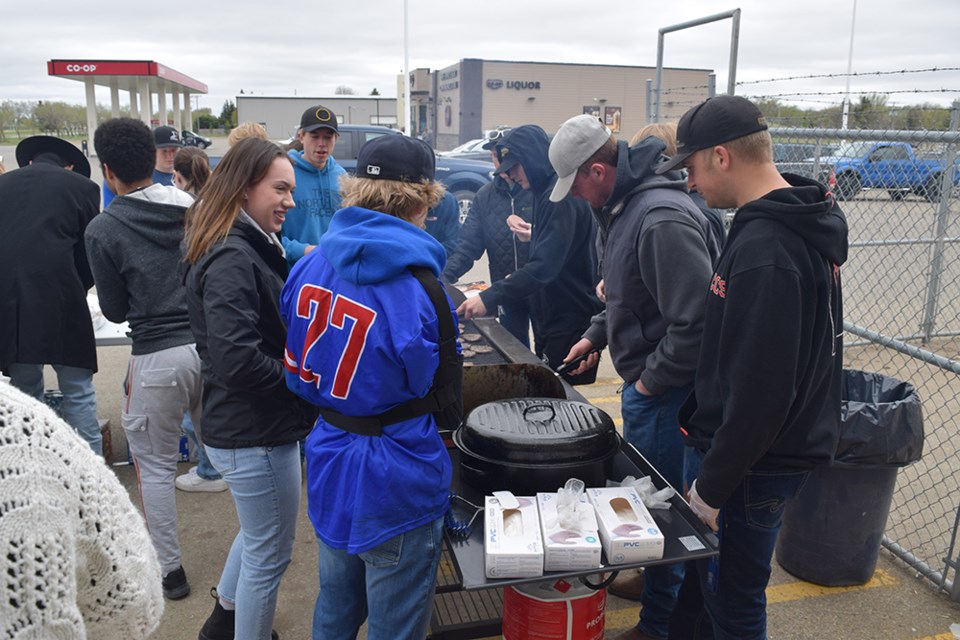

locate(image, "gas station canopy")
[[48, 59, 208, 152]]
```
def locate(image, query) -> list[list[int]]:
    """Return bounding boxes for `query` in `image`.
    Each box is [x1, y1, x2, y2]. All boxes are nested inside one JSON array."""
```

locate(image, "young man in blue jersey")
[[281, 134, 460, 640], [281, 104, 347, 264]]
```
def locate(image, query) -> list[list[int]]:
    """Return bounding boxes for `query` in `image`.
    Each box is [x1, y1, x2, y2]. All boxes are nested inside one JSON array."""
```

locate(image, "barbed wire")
[[659, 67, 960, 96], [737, 67, 960, 87]]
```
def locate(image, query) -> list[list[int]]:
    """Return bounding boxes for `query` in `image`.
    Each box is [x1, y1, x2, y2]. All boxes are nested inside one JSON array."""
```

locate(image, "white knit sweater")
[[0, 382, 164, 639]]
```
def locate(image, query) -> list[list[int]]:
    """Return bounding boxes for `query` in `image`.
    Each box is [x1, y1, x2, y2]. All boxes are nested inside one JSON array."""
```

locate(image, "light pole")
[[192, 95, 201, 132], [841, 0, 858, 130]]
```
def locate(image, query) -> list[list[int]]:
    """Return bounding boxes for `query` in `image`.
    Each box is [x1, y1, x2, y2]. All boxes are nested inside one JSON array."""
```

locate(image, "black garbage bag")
[[834, 369, 923, 467]]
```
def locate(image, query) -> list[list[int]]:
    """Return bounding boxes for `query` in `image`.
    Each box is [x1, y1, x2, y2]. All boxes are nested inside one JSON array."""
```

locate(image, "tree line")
[[0, 99, 241, 141]]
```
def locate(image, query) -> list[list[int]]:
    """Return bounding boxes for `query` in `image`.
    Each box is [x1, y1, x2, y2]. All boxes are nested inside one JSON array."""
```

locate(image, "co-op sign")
[[487, 79, 542, 90], [65, 64, 98, 72]]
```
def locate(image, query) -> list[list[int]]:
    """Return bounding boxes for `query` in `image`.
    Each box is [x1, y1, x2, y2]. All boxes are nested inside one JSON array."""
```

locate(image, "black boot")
[[197, 589, 280, 640], [198, 594, 234, 640]]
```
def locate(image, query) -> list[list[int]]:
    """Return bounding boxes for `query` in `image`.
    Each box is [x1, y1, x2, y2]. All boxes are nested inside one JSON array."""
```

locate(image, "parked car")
[[181, 130, 212, 149], [438, 138, 491, 162], [773, 142, 837, 163], [825, 141, 960, 202], [335, 125, 493, 218]]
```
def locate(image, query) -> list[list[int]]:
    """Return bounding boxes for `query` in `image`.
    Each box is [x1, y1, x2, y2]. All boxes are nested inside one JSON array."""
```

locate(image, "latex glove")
[[688, 480, 720, 532], [561, 338, 599, 376], [506, 214, 532, 242], [457, 296, 489, 320]]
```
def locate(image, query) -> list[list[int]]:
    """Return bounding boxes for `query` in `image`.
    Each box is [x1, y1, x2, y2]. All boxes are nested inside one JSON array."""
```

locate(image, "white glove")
[[688, 480, 720, 532]]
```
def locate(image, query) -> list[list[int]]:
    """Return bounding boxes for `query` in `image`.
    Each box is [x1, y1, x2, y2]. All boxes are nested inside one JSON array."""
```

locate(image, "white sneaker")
[[175, 467, 228, 493]]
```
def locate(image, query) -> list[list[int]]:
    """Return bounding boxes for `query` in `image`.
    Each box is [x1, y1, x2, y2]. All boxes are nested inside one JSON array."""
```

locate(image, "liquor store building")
[[404, 58, 714, 150]]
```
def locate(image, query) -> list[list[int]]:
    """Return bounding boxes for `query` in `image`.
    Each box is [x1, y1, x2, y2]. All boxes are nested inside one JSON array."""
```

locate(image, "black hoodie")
[[679, 174, 848, 508], [478, 126, 601, 345]]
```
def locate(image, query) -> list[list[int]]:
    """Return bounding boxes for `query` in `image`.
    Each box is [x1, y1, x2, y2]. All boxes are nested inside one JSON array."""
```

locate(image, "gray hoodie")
[[84, 184, 196, 355]]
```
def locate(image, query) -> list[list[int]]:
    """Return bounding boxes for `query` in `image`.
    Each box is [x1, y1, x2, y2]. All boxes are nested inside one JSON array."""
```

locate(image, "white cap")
[[548, 114, 612, 202]]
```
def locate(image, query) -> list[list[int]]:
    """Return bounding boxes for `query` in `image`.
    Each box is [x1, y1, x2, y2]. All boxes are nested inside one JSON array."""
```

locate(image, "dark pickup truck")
[[335, 125, 493, 219]]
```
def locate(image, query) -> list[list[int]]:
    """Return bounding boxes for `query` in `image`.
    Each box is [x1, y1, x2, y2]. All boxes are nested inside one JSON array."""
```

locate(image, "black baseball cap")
[[356, 134, 435, 183], [154, 125, 183, 148], [299, 105, 339, 134], [656, 95, 769, 174]]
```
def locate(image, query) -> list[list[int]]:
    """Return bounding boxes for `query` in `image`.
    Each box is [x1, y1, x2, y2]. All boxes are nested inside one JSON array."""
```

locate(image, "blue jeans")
[[8, 362, 101, 455], [621, 381, 691, 639], [669, 449, 810, 640], [312, 516, 444, 640], [181, 412, 221, 480], [206, 443, 301, 640]]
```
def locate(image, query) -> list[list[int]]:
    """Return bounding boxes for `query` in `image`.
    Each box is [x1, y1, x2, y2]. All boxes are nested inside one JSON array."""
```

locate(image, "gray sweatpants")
[[122, 343, 203, 575]]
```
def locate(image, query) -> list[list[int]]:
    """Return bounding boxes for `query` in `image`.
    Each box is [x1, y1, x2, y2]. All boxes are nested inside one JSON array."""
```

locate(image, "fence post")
[[921, 102, 960, 342]]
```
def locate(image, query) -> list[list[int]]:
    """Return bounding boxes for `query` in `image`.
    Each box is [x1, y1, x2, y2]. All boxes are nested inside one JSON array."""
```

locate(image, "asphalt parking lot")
[[3, 136, 960, 638]]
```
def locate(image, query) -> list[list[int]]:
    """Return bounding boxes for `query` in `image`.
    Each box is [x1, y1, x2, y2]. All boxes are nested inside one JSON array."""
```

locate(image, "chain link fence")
[[772, 119, 960, 598]]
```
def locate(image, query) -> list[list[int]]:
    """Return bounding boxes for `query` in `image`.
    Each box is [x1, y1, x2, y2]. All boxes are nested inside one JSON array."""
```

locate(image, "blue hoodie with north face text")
[[280, 205, 454, 553], [282, 149, 346, 264]]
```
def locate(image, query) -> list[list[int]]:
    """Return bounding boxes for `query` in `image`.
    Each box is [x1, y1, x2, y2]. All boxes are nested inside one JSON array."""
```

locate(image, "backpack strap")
[[318, 267, 463, 437]]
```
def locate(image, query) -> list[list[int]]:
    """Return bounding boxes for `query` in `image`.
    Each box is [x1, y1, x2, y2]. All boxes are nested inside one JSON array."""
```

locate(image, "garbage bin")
[[776, 369, 923, 586]]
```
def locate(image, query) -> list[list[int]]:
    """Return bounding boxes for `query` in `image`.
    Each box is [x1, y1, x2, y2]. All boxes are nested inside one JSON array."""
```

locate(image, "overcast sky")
[[4, 0, 959, 115]]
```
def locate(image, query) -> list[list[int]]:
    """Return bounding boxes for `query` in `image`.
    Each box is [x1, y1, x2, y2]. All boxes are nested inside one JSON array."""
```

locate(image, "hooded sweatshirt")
[[478, 125, 601, 340], [679, 174, 848, 508], [84, 184, 196, 355], [281, 206, 454, 554], [581, 138, 717, 393], [281, 150, 346, 264]]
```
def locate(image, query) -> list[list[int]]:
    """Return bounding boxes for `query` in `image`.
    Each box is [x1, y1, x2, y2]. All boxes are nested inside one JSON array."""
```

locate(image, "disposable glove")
[[688, 479, 720, 532]]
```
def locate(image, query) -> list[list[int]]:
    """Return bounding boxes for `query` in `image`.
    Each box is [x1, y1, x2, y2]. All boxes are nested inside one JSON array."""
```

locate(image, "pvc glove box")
[[536, 492, 602, 571], [484, 494, 544, 578], [586, 486, 664, 564]]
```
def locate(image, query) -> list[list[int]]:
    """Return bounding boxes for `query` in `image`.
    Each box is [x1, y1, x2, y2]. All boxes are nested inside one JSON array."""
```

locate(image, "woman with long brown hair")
[[182, 137, 315, 640]]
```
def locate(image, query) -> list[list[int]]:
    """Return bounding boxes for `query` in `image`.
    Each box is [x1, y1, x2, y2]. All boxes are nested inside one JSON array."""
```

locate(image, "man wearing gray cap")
[[549, 114, 718, 640], [282, 104, 346, 264], [660, 95, 847, 639]]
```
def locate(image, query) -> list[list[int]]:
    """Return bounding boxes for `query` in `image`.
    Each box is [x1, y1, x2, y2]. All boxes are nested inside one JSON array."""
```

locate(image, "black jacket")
[[183, 220, 315, 448], [478, 126, 601, 340], [0, 158, 100, 373], [679, 174, 848, 507], [442, 176, 533, 284]]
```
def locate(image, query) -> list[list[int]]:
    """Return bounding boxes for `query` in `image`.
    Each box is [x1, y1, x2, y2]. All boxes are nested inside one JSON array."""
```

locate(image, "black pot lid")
[[458, 398, 618, 464]]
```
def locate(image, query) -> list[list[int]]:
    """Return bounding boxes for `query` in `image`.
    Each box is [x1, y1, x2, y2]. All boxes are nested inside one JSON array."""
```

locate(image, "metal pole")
[[727, 9, 741, 95], [403, 0, 410, 135], [653, 9, 742, 122], [920, 101, 960, 342], [841, 0, 858, 130], [645, 79, 652, 124], [654, 32, 664, 123]]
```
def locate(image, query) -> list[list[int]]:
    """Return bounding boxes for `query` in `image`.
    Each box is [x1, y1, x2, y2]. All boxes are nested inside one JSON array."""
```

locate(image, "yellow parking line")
[[915, 634, 954, 640], [604, 570, 899, 631], [766, 568, 897, 604], [582, 395, 621, 405]]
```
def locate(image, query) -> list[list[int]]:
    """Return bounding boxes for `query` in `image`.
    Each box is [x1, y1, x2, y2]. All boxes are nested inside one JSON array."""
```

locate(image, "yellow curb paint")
[[602, 570, 899, 632], [581, 395, 622, 405], [766, 568, 897, 604], [914, 634, 955, 640]]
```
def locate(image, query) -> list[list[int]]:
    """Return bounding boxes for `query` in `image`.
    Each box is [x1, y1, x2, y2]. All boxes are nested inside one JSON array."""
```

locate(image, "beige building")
[[402, 58, 714, 150]]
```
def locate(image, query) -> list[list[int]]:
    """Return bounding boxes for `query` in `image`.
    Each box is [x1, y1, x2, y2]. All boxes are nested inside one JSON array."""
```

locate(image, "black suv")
[[182, 130, 212, 149], [335, 125, 493, 219]]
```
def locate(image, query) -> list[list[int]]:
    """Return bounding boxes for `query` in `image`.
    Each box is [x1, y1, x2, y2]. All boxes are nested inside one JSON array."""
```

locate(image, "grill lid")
[[457, 398, 618, 464]]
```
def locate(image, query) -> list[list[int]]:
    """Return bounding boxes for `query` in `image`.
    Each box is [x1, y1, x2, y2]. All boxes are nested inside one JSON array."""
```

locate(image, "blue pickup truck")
[[334, 125, 493, 219], [827, 141, 960, 202]]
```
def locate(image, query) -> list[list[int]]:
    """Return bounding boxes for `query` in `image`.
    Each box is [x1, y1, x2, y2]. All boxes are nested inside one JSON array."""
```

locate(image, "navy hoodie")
[[478, 125, 601, 340], [679, 174, 848, 508]]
